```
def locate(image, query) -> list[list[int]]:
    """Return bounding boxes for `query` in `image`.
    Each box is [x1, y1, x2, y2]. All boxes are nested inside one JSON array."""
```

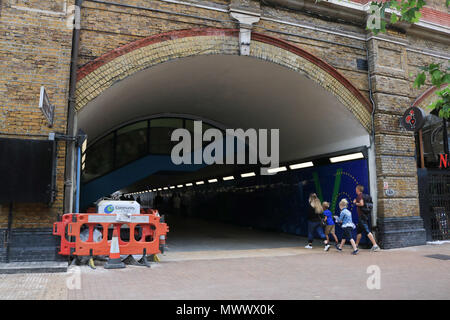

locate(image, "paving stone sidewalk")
[[0, 243, 449, 300]]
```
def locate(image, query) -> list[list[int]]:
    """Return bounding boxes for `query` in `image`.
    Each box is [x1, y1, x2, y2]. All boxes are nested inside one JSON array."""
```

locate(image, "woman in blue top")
[[336, 198, 359, 255]]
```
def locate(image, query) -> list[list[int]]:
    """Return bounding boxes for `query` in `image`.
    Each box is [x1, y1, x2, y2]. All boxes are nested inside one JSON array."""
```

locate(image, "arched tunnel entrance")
[[76, 30, 374, 254]]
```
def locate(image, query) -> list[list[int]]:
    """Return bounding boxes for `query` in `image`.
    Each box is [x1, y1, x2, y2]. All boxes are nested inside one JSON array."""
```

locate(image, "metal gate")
[[418, 169, 450, 241]]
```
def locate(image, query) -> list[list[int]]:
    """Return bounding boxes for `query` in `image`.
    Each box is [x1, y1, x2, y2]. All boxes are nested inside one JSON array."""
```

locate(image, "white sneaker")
[[324, 244, 330, 251], [371, 245, 381, 252], [305, 245, 313, 249]]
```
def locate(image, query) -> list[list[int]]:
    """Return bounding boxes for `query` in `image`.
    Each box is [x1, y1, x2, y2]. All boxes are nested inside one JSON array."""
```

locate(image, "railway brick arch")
[[4, 0, 450, 262], [75, 28, 373, 132], [412, 84, 449, 112]]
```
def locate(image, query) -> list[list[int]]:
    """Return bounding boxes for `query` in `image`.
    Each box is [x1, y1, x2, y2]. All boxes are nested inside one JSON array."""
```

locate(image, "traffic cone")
[[159, 235, 166, 254], [104, 228, 126, 269]]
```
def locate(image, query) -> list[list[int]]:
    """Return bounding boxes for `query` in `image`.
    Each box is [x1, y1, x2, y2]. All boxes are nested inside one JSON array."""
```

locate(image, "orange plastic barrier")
[[53, 213, 76, 256], [54, 212, 169, 257]]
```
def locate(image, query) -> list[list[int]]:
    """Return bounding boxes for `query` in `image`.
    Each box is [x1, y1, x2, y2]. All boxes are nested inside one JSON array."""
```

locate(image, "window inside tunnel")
[[77, 54, 374, 251]]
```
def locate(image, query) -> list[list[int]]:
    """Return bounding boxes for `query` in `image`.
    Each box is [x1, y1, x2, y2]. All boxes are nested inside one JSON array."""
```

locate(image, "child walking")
[[322, 201, 339, 251], [336, 198, 359, 255]]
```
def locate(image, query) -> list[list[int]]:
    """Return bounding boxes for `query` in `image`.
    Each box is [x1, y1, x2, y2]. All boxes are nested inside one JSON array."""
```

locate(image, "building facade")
[[0, 0, 449, 262]]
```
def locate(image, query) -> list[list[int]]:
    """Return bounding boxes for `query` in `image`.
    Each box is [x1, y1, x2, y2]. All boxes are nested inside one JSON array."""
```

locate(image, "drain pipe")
[[5, 202, 13, 263], [366, 42, 378, 228], [64, 0, 83, 215]]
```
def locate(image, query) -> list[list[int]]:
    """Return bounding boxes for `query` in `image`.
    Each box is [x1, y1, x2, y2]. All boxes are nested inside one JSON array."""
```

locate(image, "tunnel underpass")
[[77, 53, 374, 251]]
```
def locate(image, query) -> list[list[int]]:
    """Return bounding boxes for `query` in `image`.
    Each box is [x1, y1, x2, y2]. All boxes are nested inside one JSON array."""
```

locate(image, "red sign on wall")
[[439, 154, 449, 169], [400, 107, 426, 132]]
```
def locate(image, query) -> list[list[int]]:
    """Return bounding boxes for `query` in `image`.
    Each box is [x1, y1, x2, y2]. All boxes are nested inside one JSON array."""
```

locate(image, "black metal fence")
[[418, 169, 450, 241]]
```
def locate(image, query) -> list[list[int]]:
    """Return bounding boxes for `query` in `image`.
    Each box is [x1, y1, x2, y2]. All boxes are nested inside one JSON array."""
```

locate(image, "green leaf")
[[443, 74, 450, 84], [431, 69, 443, 86], [417, 0, 426, 9], [414, 72, 426, 89], [414, 9, 422, 19], [409, 9, 422, 23], [390, 14, 399, 24], [428, 63, 441, 73], [427, 100, 438, 111]]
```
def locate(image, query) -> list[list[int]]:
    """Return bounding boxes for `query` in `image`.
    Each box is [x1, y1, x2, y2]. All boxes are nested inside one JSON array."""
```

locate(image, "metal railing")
[[419, 169, 450, 241]]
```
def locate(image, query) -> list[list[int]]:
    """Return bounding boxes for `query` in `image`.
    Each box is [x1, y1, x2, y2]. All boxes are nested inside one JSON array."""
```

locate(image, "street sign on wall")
[[39, 86, 54, 127]]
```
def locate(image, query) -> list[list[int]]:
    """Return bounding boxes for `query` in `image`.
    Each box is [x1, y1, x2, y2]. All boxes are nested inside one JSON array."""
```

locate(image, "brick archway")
[[76, 28, 372, 131], [412, 84, 449, 114]]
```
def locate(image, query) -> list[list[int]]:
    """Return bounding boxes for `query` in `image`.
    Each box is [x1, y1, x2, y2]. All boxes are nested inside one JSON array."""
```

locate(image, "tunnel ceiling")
[[78, 54, 370, 164]]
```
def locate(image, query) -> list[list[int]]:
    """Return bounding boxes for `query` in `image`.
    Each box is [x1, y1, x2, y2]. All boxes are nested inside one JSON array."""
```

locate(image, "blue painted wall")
[[186, 159, 370, 243]]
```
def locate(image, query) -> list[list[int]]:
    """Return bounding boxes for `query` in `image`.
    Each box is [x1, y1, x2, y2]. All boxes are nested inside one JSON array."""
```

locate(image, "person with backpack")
[[353, 184, 380, 252], [305, 193, 327, 249]]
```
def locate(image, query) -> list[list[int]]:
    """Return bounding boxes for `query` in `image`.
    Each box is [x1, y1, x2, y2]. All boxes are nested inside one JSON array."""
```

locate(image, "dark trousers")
[[308, 221, 326, 243]]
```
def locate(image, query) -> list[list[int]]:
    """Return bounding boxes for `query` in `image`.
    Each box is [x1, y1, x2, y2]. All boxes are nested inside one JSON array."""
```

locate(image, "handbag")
[[319, 213, 326, 228]]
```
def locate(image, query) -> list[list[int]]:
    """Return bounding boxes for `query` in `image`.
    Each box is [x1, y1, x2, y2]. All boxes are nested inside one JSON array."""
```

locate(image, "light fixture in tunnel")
[[186, 183, 193, 187], [266, 166, 287, 174], [169, 186, 175, 189], [241, 172, 256, 178], [208, 179, 218, 183], [177, 185, 183, 188], [196, 181, 204, 185], [163, 187, 168, 190], [158, 188, 162, 191], [289, 162, 314, 170], [330, 152, 364, 163], [223, 176, 234, 181]]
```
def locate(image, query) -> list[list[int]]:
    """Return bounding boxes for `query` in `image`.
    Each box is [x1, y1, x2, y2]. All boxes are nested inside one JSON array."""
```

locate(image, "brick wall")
[[77, 0, 371, 100], [0, 0, 73, 230]]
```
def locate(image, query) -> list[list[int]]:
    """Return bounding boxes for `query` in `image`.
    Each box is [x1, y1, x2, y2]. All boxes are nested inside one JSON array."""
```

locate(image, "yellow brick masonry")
[[0, 1, 73, 228]]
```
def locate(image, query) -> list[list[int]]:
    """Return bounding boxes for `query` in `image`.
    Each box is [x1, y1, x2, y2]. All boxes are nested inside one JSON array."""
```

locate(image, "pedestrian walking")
[[322, 201, 339, 251], [154, 192, 163, 211], [305, 193, 327, 249], [353, 185, 380, 251], [335, 198, 359, 255], [172, 193, 181, 216]]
